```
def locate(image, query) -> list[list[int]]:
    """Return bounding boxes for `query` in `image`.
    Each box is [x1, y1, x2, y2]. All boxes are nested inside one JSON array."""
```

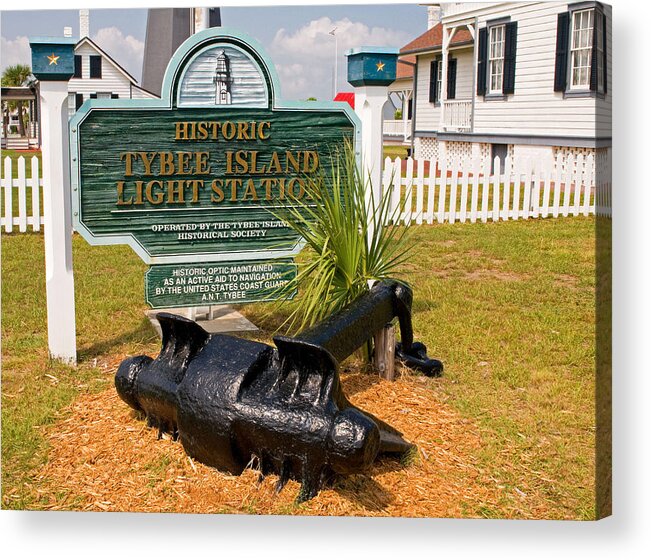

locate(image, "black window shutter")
[[590, 12, 599, 91], [75, 93, 83, 110], [554, 12, 570, 91], [447, 58, 457, 100], [90, 93, 97, 99], [111, 93, 119, 99], [503, 21, 518, 94], [429, 60, 439, 103], [602, 14, 608, 94], [477, 27, 488, 96], [73, 55, 82, 78], [90, 55, 102, 78]]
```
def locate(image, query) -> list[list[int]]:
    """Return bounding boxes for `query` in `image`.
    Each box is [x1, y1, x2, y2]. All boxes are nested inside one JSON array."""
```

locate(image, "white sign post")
[[345, 47, 398, 239], [345, 47, 399, 379], [353, 85, 388, 215], [31, 37, 77, 364]]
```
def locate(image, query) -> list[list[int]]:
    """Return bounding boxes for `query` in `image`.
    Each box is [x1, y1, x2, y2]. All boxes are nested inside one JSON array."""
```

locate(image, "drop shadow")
[[77, 317, 158, 363], [331, 474, 396, 511], [338, 371, 383, 398], [371, 456, 410, 476]]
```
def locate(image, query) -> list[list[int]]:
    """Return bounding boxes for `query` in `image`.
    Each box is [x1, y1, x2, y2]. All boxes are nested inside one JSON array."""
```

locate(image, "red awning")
[[333, 92, 355, 109]]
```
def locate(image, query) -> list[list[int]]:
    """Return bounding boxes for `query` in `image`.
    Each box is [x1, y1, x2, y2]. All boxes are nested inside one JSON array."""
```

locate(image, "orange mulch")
[[31, 373, 509, 517]]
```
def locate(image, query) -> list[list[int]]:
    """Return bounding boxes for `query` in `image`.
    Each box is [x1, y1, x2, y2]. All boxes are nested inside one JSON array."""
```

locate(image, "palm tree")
[[2, 64, 32, 137]]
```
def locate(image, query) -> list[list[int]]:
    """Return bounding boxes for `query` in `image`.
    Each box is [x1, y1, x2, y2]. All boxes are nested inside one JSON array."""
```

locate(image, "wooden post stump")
[[373, 323, 396, 381]]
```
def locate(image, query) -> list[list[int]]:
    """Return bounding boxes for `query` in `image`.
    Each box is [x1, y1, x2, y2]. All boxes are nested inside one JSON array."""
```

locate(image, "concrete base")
[[146, 305, 258, 338]]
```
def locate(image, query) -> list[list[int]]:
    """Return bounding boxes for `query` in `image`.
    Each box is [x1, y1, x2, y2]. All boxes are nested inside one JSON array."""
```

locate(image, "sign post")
[[30, 37, 78, 364], [346, 47, 398, 375], [70, 28, 360, 311], [345, 47, 398, 227]]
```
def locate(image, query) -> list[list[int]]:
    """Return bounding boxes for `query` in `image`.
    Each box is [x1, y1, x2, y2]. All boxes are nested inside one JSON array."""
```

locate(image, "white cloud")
[[1, 36, 31, 75], [269, 17, 411, 100], [92, 27, 144, 82]]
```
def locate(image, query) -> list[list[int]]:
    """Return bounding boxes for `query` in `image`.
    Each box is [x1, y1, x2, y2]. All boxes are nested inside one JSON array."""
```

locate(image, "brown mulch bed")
[[31, 373, 511, 517]]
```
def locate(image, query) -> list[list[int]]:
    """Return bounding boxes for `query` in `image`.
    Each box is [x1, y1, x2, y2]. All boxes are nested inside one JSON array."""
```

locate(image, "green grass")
[[383, 145, 409, 159], [1, 233, 156, 508], [401, 218, 596, 519], [1, 217, 598, 519]]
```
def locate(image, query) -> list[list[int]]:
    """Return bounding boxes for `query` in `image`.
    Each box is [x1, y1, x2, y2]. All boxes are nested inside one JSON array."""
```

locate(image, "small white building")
[[390, 2, 611, 169], [65, 10, 156, 119], [66, 36, 157, 119]]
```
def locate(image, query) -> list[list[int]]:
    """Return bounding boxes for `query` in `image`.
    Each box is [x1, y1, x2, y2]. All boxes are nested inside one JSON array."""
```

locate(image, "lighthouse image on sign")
[[213, 49, 233, 105], [177, 44, 267, 107]]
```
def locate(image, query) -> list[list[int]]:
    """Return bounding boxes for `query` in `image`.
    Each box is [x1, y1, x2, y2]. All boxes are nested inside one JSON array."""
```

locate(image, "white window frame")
[[67, 92, 77, 119], [435, 59, 443, 104], [569, 8, 593, 90], [488, 24, 505, 94]]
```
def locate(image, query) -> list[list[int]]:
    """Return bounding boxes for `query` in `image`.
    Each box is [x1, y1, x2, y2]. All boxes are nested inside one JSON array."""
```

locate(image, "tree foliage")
[[2, 64, 32, 137]]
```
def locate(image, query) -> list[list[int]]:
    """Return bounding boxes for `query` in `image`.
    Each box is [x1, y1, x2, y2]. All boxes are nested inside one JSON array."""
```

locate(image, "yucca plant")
[[272, 140, 412, 338]]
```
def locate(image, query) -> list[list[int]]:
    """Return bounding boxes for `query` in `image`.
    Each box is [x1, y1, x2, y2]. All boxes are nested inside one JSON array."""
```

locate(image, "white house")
[[66, 10, 156, 119], [66, 35, 157, 118], [390, 2, 611, 170]]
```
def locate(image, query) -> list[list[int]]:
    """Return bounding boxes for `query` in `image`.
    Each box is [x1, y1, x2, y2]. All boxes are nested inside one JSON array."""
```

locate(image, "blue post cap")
[[30, 37, 77, 81], [345, 46, 399, 87]]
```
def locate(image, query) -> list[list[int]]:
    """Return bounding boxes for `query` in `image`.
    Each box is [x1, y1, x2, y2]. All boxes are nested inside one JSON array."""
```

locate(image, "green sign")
[[70, 28, 360, 266], [145, 259, 297, 308]]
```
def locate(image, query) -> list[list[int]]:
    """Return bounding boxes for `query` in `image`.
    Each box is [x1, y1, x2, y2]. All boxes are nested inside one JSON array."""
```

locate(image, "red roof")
[[334, 92, 355, 109], [396, 55, 415, 80], [400, 23, 473, 54]]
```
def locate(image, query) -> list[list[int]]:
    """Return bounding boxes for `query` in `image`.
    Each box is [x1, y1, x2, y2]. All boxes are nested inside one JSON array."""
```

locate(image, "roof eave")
[[400, 40, 475, 56], [75, 36, 139, 85]]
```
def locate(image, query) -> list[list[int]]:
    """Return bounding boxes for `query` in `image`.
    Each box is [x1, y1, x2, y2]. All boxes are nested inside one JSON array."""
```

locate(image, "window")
[[477, 21, 517, 96], [435, 60, 443, 103], [428, 59, 440, 104], [89, 55, 102, 79], [68, 93, 83, 118], [96, 92, 112, 100], [569, 9, 593, 89], [67, 93, 77, 118], [489, 25, 505, 94], [555, 5, 607, 95], [428, 58, 455, 104], [73, 55, 82, 79]]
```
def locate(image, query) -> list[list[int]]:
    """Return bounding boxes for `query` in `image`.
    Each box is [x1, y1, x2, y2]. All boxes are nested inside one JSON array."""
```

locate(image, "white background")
[[2, 0, 649, 558]]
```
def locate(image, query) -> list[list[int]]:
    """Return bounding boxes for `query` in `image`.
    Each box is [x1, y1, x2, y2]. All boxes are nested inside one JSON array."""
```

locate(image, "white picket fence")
[[1, 155, 44, 233], [1, 152, 612, 235], [382, 152, 612, 225]]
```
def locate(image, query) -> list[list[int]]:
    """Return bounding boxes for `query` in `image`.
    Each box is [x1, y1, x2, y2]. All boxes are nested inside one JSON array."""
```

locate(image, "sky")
[[1, 1, 427, 101]]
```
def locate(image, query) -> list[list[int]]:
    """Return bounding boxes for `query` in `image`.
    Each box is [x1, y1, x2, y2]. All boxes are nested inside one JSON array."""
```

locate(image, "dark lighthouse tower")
[[141, 7, 221, 97], [213, 50, 233, 104]]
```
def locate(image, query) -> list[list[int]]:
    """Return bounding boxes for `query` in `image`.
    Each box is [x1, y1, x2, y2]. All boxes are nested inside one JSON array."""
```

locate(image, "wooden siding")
[[413, 2, 612, 140], [414, 48, 474, 132], [68, 42, 151, 100], [453, 48, 475, 101], [414, 54, 441, 130], [471, 1, 611, 138]]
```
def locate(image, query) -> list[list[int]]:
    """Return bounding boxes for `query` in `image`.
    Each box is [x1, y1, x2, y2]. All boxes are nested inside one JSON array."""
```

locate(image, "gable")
[[74, 37, 138, 84]]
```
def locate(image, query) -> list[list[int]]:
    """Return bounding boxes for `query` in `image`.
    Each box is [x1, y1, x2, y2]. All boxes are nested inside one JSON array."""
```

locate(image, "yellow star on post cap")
[[376, 61, 385, 72], [47, 53, 60, 65]]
